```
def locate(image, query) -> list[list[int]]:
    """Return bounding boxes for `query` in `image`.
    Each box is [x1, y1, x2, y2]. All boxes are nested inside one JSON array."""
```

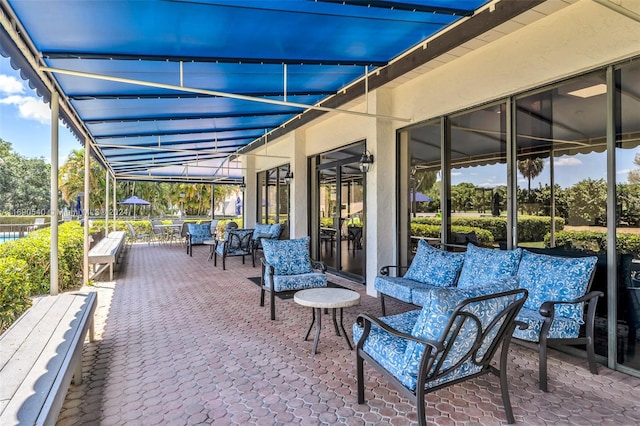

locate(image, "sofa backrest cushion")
[[457, 244, 522, 289], [262, 237, 313, 276], [403, 240, 464, 287], [518, 250, 597, 320]]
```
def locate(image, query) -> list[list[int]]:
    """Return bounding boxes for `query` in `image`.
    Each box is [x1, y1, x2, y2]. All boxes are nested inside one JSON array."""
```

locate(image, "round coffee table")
[[294, 287, 361, 354]]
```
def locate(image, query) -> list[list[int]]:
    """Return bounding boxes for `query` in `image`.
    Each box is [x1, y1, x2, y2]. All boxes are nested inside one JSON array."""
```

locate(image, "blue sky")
[[1, 56, 637, 186], [0, 56, 79, 163]]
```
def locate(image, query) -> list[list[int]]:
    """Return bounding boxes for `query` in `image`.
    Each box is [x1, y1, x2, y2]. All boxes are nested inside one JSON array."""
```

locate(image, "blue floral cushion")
[[264, 272, 327, 292], [411, 276, 519, 307], [517, 250, 597, 321], [457, 244, 522, 289], [374, 276, 434, 304], [513, 307, 581, 341], [353, 311, 421, 390], [252, 223, 272, 240], [187, 223, 211, 244], [269, 223, 283, 239], [403, 286, 518, 387], [403, 240, 464, 287], [262, 237, 313, 276]]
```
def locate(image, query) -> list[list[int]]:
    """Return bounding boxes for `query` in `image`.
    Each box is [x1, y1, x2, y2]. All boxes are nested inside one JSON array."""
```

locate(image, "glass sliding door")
[[515, 71, 609, 359], [315, 142, 366, 282], [615, 60, 640, 371]]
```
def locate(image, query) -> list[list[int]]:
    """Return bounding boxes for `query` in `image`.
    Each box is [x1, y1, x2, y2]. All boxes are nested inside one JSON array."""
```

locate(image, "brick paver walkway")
[[57, 243, 640, 425]]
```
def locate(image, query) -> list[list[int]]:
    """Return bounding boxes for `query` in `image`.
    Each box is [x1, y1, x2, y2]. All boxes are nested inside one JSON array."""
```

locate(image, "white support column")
[[105, 170, 109, 237], [244, 155, 257, 227], [365, 88, 396, 296], [113, 177, 117, 232], [83, 140, 90, 285], [50, 92, 59, 295], [290, 130, 307, 239]]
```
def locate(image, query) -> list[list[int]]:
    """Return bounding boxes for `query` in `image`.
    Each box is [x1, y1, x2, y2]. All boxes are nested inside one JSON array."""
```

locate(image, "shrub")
[[0, 221, 84, 295], [410, 223, 494, 246], [0, 257, 31, 334], [549, 230, 640, 255], [411, 215, 564, 242]]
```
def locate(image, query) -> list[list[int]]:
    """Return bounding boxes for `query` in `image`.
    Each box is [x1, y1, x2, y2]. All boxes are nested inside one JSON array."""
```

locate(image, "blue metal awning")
[[0, 0, 494, 183]]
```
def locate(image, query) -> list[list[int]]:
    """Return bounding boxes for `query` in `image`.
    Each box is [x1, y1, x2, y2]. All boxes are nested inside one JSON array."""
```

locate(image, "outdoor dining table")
[[155, 223, 182, 243]]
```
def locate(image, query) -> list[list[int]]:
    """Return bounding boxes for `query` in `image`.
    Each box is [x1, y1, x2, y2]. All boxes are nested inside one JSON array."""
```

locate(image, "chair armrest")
[[261, 257, 275, 276], [311, 260, 327, 273], [379, 265, 410, 276], [355, 313, 444, 353], [539, 291, 604, 317]]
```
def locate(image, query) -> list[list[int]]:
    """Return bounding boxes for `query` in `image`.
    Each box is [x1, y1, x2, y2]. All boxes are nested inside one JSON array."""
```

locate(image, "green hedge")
[[549, 230, 640, 255], [0, 221, 85, 296], [0, 257, 31, 334], [410, 223, 494, 246], [411, 215, 564, 242]]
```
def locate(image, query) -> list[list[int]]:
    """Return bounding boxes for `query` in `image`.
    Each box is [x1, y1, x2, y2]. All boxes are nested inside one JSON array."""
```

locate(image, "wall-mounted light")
[[284, 170, 294, 185], [359, 150, 374, 173]]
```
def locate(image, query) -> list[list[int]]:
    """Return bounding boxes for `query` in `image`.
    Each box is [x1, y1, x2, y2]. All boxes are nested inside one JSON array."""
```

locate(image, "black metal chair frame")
[[213, 229, 254, 270], [511, 267, 602, 392], [260, 258, 327, 321], [356, 289, 528, 426]]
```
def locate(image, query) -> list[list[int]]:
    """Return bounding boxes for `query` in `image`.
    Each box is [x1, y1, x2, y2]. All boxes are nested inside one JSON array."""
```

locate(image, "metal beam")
[[40, 66, 411, 123]]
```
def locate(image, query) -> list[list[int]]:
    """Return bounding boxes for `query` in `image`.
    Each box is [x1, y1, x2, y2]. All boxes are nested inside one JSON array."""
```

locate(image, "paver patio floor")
[[57, 242, 640, 425]]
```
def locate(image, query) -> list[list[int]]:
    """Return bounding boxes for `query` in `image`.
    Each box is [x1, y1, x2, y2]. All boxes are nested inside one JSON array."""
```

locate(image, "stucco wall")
[[246, 0, 640, 294]]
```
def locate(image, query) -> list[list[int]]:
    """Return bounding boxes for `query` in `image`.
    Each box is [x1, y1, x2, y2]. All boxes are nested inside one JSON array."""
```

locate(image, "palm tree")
[[517, 157, 544, 193]]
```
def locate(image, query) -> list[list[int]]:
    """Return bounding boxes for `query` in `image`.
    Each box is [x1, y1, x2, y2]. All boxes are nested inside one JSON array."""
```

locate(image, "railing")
[[0, 221, 51, 243]]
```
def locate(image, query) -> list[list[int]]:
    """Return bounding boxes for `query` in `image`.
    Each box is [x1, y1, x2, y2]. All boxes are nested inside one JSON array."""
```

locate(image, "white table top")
[[294, 288, 360, 309]]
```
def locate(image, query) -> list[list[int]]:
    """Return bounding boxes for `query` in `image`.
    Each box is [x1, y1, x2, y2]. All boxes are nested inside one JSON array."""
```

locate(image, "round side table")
[[294, 287, 361, 354]]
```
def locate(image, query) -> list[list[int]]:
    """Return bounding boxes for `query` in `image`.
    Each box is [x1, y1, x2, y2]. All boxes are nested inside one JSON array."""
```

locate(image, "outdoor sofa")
[[375, 240, 601, 391]]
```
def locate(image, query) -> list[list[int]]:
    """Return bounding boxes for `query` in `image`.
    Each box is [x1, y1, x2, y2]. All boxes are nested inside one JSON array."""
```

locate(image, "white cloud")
[[0, 74, 24, 95], [0, 94, 50, 124], [451, 171, 462, 176], [617, 169, 630, 175], [554, 157, 582, 166]]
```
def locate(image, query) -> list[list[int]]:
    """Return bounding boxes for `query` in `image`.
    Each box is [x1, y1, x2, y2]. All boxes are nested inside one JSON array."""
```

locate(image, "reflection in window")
[[256, 165, 290, 239], [516, 71, 609, 357], [616, 60, 640, 369]]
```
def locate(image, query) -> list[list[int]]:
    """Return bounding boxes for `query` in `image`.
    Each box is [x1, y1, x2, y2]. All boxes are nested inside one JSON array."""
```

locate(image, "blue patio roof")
[[1, 0, 493, 183]]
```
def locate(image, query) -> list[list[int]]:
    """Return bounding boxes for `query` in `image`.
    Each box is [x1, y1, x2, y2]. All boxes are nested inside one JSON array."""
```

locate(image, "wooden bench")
[[88, 230, 126, 280], [0, 291, 97, 426]]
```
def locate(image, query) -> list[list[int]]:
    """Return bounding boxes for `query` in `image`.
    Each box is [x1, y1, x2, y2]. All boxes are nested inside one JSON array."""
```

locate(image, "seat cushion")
[[353, 311, 421, 390], [375, 276, 434, 304], [518, 250, 597, 320], [264, 272, 327, 292], [513, 307, 581, 341], [457, 244, 522, 289], [262, 236, 313, 276], [187, 223, 211, 244], [403, 240, 464, 287]]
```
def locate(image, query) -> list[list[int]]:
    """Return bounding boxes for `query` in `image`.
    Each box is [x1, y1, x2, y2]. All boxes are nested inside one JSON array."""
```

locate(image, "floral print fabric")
[[456, 244, 522, 289], [403, 240, 464, 287]]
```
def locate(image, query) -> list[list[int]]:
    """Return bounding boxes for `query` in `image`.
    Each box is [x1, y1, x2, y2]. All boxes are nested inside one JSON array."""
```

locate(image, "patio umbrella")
[[411, 190, 434, 203], [118, 195, 150, 220]]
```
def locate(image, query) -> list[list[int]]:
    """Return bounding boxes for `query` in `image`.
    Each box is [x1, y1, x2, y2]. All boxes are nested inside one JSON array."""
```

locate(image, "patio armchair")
[[251, 223, 284, 265], [354, 287, 528, 425], [511, 250, 601, 392], [186, 221, 212, 256], [213, 228, 254, 270], [260, 236, 327, 320]]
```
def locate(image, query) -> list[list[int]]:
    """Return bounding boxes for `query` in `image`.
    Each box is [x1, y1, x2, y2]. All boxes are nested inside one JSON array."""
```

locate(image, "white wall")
[[245, 0, 640, 294]]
